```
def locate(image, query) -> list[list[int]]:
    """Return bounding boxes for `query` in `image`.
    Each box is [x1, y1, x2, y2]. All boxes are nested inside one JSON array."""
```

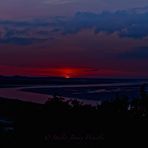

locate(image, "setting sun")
[[60, 68, 74, 78], [64, 75, 70, 79]]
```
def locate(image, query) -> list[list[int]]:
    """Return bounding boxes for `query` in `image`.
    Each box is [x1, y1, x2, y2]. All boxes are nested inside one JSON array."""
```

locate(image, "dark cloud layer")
[[1, 9, 148, 45], [52, 10, 148, 39]]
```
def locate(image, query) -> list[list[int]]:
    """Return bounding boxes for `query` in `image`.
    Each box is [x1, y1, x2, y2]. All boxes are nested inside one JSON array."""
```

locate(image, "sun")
[[64, 75, 70, 79], [61, 68, 73, 78], [59, 68, 82, 78]]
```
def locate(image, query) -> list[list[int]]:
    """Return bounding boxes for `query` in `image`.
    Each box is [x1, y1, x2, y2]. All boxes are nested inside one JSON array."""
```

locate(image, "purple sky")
[[1, 0, 148, 18], [0, 0, 148, 77]]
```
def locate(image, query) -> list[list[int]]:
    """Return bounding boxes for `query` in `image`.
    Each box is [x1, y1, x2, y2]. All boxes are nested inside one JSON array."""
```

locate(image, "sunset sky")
[[0, 0, 148, 77]]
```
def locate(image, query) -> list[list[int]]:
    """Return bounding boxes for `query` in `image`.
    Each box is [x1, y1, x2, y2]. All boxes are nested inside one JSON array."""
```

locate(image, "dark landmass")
[[0, 84, 148, 147], [0, 76, 148, 86]]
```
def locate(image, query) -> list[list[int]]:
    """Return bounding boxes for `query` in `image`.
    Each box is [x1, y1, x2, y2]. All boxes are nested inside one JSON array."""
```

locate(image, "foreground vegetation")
[[0, 84, 148, 147]]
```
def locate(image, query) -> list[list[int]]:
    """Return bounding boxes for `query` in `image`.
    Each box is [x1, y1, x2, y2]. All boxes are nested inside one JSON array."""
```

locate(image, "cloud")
[[2, 8, 148, 45], [50, 10, 148, 39], [0, 20, 53, 45]]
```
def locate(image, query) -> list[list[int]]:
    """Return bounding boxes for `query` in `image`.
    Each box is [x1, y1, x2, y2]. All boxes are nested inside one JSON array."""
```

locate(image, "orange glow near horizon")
[[0, 66, 86, 77], [1, 65, 147, 77], [60, 68, 77, 78]]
